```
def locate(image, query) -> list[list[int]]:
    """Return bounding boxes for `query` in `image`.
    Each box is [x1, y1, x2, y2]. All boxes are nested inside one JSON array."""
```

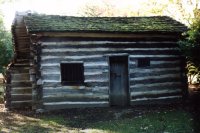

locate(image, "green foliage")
[[179, 9, 200, 84], [0, 18, 13, 73]]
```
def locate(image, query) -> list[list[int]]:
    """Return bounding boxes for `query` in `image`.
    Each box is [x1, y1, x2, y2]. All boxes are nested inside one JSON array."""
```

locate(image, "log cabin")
[[5, 12, 188, 111]]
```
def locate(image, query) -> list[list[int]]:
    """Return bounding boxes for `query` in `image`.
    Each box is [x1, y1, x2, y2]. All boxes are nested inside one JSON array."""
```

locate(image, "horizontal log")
[[41, 74, 61, 81], [40, 68, 108, 75], [11, 80, 30, 83], [129, 56, 181, 61], [129, 67, 180, 74], [150, 60, 180, 65], [130, 70, 181, 79], [7, 82, 32, 87], [40, 63, 108, 70], [129, 62, 181, 69], [41, 55, 103, 60], [85, 73, 108, 81], [130, 76, 181, 85], [11, 94, 32, 101], [10, 100, 32, 109], [130, 87, 183, 93], [11, 87, 32, 94], [42, 73, 108, 81], [129, 55, 180, 58], [130, 96, 182, 106], [43, 87, 108, 94], [43, 93, 109, 102], [130, 82, 182, 90], [42, 47, 179, 53], [84, 82, 108, 87], [84, 79, 108, 83], [131, 89, 181, 96], [130, 69, 180, 78], [130, 73, 180, 81], [41, 61, 108, 68], [43, 101, 109, 110], [39, 80, 106, 87], [43, 86, 108, 94], [84, 62, 108, 67], [41, 54, 181, 62], [84, 69, 108, 73], [9, 67, 30, 73], [42, 41, 177, 49], [43, 79, 108, 83], [41, 56, 105, 63], [11, 73, 30, 80], [41, 49, 180, 56], [131, 89, 182, 99]]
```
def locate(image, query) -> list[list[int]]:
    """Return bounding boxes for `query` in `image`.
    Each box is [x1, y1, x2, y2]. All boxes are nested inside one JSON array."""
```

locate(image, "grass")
[[90, 110, 193, 133], [0, 105, 199, 133]]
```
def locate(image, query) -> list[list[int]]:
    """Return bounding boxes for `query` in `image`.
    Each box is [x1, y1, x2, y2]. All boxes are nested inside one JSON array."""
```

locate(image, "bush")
[[0, 19, 13, 74], [179, 9, 200, 84]]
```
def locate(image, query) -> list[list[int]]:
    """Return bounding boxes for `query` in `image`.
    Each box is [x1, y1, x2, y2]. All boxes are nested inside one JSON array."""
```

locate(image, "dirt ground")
[[0, 102, 200, 133]]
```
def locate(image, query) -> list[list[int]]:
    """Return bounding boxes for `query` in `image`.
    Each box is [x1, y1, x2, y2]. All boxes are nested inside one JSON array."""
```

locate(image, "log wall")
[[39, 38, 186, 110]]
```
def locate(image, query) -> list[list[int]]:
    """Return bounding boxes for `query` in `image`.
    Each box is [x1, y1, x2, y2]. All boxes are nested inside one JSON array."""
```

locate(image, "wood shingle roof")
[[23, 14, 187, 33]]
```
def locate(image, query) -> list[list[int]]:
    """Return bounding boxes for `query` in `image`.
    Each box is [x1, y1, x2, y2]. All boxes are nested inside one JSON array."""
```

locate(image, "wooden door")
[[109, 56, 129, 106]]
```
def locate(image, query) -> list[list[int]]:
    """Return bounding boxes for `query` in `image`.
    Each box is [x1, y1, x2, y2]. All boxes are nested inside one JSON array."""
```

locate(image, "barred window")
[[61, 63, 84, 85], [138, 58, 150, 67]]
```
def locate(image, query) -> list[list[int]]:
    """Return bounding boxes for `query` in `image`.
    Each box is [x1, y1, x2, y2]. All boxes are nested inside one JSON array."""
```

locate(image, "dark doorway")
[[109, 56, 129, 106]]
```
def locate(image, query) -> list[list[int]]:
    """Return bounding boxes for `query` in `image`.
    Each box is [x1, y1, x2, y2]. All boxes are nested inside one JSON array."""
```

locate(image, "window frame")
[[60, 62, 84, 85]]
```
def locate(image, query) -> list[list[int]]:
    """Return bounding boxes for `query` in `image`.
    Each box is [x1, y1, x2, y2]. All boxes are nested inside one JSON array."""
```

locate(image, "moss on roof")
[[23, 14, 187, 33]]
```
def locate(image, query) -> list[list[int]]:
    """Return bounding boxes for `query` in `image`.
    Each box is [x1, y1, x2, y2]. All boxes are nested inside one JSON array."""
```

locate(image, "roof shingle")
[[23, 14, 187, 33]]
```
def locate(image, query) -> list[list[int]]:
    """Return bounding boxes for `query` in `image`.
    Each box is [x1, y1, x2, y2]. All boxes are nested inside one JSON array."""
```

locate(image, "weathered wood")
[[130, 69, 180, 78], [43, 101, 109, 110], [11, 87, 32, 94], [43, 87, 108, 95], [131, 89, 182, 98], [11, 94, 32, 101], [41, 55, 104, 61], [11, 73, 29, 80], [43, 86, 108, 94], [130, 82, 182, 90], [130, 76, 181, 85], [43, 93, 109, 102], [130, 73, 181, 81], [9, 13, 186, 110], [41, 49, 180, 56], [130, 96, 182, 106], [10, 100, 32, 109], [42, 47, 179, 53], [42, 41, 178, 48], [41, 57, 105, 64]]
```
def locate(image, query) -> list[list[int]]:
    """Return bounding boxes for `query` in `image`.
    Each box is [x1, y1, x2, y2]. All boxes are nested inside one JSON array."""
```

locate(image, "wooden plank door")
[[109, 56, 129, 106]]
